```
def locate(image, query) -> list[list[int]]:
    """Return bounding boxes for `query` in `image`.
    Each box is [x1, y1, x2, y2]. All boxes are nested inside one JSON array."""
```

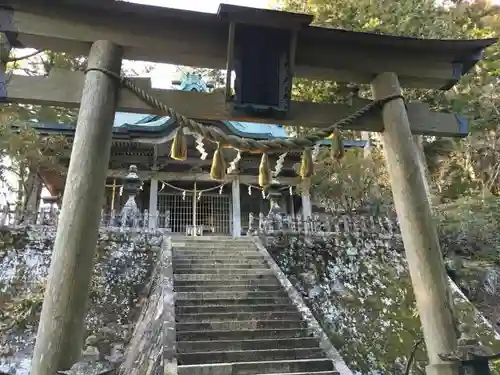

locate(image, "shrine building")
[[28, 73, 366, 236]]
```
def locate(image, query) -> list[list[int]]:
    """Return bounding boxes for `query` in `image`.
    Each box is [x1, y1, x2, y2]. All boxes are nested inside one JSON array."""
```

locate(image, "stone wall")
[[0, 226, 161, 375], [261, 214, 500, 375], [120, 237, 176, 375]]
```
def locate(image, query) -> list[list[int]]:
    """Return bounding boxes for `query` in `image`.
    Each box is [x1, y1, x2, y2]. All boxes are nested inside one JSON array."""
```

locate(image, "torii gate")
[[0, 1, 496, 375]]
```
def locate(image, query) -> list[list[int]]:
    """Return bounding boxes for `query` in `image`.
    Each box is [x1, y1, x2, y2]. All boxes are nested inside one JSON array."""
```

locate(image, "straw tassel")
[[170, 127, 187, 161], [210, 144, 227, 181], [300, 148, 314, 179], [332, 128, 345, 160], [259, 153, 272, 188]]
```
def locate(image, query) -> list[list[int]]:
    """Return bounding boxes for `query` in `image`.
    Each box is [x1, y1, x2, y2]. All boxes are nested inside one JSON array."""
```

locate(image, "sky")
[[6, 0, 499, 204], [3, 0, 272, 205], [125, 0, 272, 88], [126, 0, 270, 12]]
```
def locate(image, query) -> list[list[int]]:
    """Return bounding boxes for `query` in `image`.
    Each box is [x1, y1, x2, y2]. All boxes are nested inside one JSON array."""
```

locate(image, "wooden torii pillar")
[[30, 40, 123, 375], [372, 73, 458, 375]]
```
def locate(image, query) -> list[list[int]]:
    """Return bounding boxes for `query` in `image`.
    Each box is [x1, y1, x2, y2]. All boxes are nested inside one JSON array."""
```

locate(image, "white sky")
[[126, 0, 272, 88], [3, 0, 272, 205], [127, 0, 270, 12]]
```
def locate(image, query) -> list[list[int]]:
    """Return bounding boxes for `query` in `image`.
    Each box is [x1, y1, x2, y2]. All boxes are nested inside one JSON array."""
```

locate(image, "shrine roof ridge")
[[24, 121, 367, 149]]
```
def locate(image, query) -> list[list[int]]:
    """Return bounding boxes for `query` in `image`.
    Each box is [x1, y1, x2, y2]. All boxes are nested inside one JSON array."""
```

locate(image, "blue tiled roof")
[[113, 112, 149, 127], [112, 73, 294, 140], [28, 72, 366, 148], [222, 121, 288, 139]]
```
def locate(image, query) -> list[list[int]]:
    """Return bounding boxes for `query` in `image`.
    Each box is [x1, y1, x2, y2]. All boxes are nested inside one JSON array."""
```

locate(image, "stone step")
[[178, 347, 326, 365], [176, 298, 291, 307], [176, 328, 315, 341], [172, 236, 254, 241], [174, 258, 267, 266], [177, 338, 322, 353], [176, 311, 303, 323], [173, 242, 255, 248], [174, 284, 283, 292], [174, 267, 271, 275], [177, 359, 335, 375], [174, 262, 268, 270], [174, 254, 265, 261], [176, 320, 308, 332], [173, 250, 259, 257], [174, 279, 281, 288], [176, 291, 288, 300], [174, 274, 278, 282], [172, 241, 256, 249], [176, 304, 297, 314], [173, 243, 254, 248], [173, 249, 257, 254]]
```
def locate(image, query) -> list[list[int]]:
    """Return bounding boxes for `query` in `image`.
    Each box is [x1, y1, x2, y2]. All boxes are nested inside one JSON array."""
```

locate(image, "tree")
[[0, 121, 69, 214], [276, 0, 500, 204], [0, 49, 158, 215], [274, 0, 500, 373], [310, 147, 391, 213], [0, 50, 84, 215]]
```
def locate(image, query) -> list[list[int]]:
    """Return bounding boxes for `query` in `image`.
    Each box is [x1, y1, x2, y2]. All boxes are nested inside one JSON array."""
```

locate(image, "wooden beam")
[[0, 1, 494, 89], [0, 33, 10, 99], [2, 69, 467, 137], [107, 169, 301, 186]]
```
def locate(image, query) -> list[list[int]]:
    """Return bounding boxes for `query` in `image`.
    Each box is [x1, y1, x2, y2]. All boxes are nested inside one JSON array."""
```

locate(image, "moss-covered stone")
[[0, 227, 160, 375]]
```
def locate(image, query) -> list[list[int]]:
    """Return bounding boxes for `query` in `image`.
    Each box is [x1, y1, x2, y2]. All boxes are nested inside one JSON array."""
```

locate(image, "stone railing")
[[0, 206, 173, 233], [248, 212, 400, 238], [120, 236, 175, 375]]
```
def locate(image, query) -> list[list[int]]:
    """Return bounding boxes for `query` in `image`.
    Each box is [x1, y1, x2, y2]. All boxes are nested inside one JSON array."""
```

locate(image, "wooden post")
[[0, 33, 11, 87], [192, 181, 197, 236], [361, 131, 372, 158], [111, 178, 117, 211], [148, 178, 158, 231], [301, 180, 312, 219], [371, 72, 458, 375], [232, 178, 241, 237], [31, 40, 123, 375], [25, 171, 43, 222]]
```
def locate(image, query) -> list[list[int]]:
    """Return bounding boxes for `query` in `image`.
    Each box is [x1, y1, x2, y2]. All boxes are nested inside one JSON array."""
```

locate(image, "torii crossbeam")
[[0, 0, 495, 136], [0, 2, 496, 375]]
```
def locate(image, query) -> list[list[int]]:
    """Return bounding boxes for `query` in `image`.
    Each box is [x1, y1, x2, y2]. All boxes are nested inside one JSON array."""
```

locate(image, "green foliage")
[[436, 194, 500, 260], [310, 147, 392, 212], [277, 0, 500, 202], [271, 0, 500, 373], [267, 228, 500, 375], [0, 50, 84, 206]]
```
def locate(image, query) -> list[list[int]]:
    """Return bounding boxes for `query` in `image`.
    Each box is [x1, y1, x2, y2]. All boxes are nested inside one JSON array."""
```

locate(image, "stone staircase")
[[172, 236, 339, 375]]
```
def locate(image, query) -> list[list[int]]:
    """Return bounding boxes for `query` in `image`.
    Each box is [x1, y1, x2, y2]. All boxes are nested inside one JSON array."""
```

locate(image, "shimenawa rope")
[[84, 67, 402, 186], [85, 67, 403, 154]]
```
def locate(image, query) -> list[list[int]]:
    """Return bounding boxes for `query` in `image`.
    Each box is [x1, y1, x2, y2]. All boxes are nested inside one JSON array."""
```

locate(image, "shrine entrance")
[[157, 181, 232, 235]]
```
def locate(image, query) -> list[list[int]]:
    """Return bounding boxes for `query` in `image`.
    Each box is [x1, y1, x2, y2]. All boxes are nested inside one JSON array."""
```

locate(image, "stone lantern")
[[120, 165, 143, 229]]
